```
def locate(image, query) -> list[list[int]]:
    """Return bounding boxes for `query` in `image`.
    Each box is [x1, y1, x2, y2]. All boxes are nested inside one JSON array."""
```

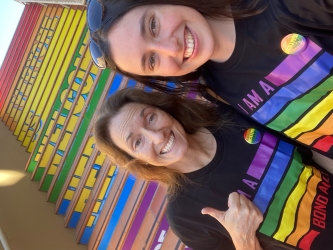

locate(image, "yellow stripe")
[[14, 7, 66, 136], [46, 49, 98, 174], [284, 92, 333, 138], [20, 9, 86, 145], [3, 6, 53, 123], [0, 6, 48, 118], [273, 166, 312, 241], [98, 166, 116, 200], [11, 7, 61, 132], [27, 31, 90, 153], [286, 167, 321, 245]]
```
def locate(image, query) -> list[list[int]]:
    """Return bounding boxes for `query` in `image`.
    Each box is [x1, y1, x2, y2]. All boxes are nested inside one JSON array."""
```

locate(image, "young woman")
[[88, 0, 333, 159], [94, 88, 333, 250]]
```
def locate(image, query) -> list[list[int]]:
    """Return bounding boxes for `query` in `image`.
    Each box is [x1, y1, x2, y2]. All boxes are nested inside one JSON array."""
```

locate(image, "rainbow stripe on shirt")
[[240, 39, 333, 154], [238, 132, 331, 250]]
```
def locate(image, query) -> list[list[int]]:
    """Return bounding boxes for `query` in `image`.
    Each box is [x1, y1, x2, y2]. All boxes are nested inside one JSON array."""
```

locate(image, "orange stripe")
[[286, 168, 321, 245], [297, 113, 333, 145]]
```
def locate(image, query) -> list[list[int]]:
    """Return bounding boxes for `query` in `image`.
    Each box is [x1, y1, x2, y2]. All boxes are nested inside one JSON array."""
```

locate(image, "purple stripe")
[[150, 216, 169, 250], [122, 181, 158, 249], [252, 52, 333, 124], [187, 91, 197, 99], [265, 39, 321, 86], [246, 133, 278, 180]]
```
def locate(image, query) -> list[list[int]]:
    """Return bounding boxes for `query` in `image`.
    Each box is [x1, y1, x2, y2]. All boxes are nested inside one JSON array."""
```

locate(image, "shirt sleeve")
[[168, 217, 236, 250], [168, 213, 295, 250], [270, 0, 333, 35]]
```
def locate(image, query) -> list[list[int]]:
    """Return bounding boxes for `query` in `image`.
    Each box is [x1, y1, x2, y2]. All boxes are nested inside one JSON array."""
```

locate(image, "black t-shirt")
[[201, 0, 333, 159], [167, 108, 333, 250]]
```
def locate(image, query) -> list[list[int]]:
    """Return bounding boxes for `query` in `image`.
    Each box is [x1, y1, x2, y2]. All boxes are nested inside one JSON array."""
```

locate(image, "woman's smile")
[[161, 132, 176, 154], [183, 27, 195, 60]]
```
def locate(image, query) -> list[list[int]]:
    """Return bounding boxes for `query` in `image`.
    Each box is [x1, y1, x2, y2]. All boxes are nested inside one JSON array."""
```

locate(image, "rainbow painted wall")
[[0, 3, 190, 250]]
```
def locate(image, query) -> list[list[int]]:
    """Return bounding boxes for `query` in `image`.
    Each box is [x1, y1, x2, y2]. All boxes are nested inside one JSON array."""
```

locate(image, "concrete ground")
[[0, 121, 86, 250]]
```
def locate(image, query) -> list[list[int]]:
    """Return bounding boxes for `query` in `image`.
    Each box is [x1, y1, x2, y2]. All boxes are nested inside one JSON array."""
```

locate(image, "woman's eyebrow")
[[126, 132, 133, 146], [141, 54, 146, 73], [140, 9, 149, 73], [140, 9, 148, 38], [140, 107, 148, 118]]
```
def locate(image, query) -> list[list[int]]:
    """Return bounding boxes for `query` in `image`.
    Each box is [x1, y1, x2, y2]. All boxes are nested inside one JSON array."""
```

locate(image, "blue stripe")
[[252, 52, 333, 124], [79, 168, 118, 244], [98, 174, 136, 250], [126, 79, 136, 88], [107, 73, 123, 99], [252, 141, 294, 214], [58, 199, 70, 215]]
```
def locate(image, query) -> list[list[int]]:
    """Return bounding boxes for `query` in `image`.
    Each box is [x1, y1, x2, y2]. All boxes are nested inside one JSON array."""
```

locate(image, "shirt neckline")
[[185, 130, 224, 179], [203, 19, 246, 71]]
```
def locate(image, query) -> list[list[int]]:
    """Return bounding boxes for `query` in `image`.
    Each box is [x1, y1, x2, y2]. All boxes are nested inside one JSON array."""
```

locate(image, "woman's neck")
[[173, 128, 217, 173], [207, 18, 236, 63]]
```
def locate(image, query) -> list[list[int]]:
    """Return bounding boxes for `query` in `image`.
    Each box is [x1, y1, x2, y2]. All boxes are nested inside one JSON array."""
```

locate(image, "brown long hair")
[[92, 0, 265, 94], [94, 88, 224, 196]]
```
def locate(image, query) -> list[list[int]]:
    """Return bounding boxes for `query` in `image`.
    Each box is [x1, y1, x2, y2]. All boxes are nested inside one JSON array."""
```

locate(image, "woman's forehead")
[[109, 102, 153, 147], [119, 102, 147, 116], [107, 6, 150, 75], [116, 102, 154, 122]]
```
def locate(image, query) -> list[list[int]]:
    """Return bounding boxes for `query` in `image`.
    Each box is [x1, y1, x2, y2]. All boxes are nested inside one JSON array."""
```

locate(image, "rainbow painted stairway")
[[0, 3, 189, 250]]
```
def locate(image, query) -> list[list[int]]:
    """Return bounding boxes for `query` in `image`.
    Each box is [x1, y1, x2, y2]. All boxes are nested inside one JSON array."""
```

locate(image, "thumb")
[[201, 207, 226, 221]]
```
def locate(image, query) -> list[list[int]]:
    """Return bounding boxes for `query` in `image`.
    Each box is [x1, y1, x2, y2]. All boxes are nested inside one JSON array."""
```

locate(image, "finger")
[[238, 196, 264, 222], [239, 195, 260, 212], [228, 192, 240, 208], [201, 207, 225, 220], [239, 194, 249, 206]]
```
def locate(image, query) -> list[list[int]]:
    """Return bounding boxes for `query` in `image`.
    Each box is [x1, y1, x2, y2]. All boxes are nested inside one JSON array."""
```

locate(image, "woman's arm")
[[202, 192, 263, 250]]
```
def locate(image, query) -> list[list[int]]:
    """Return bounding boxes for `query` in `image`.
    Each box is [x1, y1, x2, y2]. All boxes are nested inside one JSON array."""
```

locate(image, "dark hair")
[[94, 88, 224, 196], [93, 0, 264, 94]]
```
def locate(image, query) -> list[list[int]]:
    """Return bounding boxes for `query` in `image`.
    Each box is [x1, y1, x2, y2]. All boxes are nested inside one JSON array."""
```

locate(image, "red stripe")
[[298, 230, 320, 250], [313, 136, 333, 152]]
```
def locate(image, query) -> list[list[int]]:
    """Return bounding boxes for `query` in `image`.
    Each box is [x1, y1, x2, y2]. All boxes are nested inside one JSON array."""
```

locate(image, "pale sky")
[[0, 0, 25, 68]]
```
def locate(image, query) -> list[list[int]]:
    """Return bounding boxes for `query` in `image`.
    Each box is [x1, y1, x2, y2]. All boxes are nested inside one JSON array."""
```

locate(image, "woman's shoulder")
[[269, 0, 333, 32]]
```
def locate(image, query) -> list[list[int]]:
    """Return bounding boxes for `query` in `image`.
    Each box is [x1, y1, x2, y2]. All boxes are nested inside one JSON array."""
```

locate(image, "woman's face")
[[108, 5, 216, 77], [109, 102, 189, 167]]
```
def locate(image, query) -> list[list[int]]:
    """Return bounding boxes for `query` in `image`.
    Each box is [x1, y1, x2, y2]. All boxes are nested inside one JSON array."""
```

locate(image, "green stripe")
[[267, 76, 333, 131], [259, 151, 304, 236]]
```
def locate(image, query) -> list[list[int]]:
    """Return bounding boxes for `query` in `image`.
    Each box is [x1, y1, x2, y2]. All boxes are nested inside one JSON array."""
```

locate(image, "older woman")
[[94, 88, 333, 250], [88, 0, 333, 160]]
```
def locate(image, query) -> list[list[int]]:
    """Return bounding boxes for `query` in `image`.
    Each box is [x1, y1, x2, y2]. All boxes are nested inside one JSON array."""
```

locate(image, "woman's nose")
[[144, 129, 164, 144], [150, 37, 181, 57]]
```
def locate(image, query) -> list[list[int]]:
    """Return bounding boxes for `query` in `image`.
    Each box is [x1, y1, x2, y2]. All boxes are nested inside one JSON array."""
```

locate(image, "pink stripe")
[[246, 133, 278, 180], [265, 39, 321, 86]]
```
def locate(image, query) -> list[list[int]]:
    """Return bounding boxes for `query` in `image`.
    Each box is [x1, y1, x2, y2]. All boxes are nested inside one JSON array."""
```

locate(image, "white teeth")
[[161, 133, 175, 154], [184, 28, 194, 59]]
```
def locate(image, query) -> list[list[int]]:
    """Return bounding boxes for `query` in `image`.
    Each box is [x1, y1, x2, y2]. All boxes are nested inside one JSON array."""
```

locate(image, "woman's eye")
[[149, 53, 155, 70], [150, 16, 156, 36], [149, 114, 156, 123], [134, 138, 141, 149]]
